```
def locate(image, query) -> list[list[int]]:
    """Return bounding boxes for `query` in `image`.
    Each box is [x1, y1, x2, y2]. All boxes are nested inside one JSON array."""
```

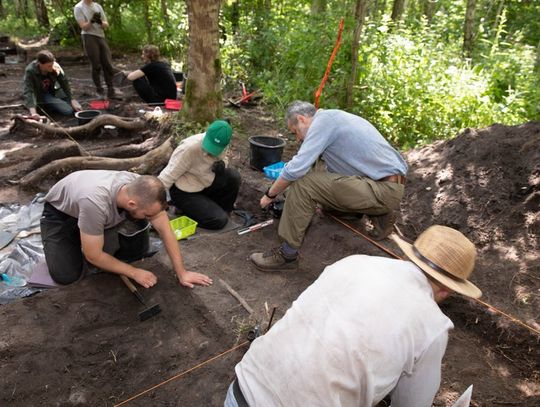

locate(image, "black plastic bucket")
[[115, 220, 150, 263], [248, 136, 286, 171], [75, 110, 101, 125]]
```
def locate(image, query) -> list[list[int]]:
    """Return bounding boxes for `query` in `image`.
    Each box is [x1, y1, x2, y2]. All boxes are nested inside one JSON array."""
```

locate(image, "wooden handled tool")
[[120, 275, 161, 321]]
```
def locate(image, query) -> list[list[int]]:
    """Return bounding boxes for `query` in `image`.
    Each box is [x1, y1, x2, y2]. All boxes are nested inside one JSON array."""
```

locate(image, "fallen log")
[[19, 137, 173, 189], [9, 114, 144, 139]]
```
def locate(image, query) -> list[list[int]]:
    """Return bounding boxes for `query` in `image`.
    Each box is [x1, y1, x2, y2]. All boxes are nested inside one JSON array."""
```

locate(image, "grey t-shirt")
[[45, 170, 138, 235], [74, 0, 106, 38]]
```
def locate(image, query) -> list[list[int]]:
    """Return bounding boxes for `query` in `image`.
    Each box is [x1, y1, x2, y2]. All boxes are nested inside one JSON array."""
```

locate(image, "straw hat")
[[392, 225, 482, 298]]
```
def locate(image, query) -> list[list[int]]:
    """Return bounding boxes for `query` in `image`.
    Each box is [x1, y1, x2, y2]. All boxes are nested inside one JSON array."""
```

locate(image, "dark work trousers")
[[40, 203, 119, 285], [82, 34, 115, 92], [169, 168, 241, 230], [132, 77, 163, 104]]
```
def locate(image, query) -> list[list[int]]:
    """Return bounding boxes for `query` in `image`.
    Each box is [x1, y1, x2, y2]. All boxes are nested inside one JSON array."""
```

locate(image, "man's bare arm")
[[80, 232, 157, 288]]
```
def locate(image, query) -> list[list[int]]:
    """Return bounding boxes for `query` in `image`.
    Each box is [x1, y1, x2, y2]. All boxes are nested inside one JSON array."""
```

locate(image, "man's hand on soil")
[[178, 271, 213, 289], [71, 100, 82, 112], [132, 268, 157, 288], [26, 114, 42, 121]]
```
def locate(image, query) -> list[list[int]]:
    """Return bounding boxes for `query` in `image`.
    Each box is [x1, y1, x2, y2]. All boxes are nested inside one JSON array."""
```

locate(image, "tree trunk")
[[34, 0, 49, 27], [184, 0, 222, 124], [535, 39, 540, 73], [390, 0, 407, 22], [463, 0, 476, 59], [345, 0, 368, 109], [14, 0, 28, 26], [143, 0, 153, 43], [310, 0, 326, 15], [108, 0, 123, 28], [372, 0, 387, 20], [422, 0, 435, 24], [229, 0, 239, 34], [161, 0, 169, 24]]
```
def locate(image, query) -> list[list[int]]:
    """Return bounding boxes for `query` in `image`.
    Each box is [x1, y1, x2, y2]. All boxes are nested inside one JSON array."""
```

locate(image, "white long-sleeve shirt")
[[236, 255, 453, 407]]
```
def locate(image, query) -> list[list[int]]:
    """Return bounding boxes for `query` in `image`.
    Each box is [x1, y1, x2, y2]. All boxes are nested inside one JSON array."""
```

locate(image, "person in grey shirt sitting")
[[251, 100, 408, 271]]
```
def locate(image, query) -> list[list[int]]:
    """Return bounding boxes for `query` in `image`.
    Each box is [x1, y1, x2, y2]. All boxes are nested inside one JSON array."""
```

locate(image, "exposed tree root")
[[20, 137, 173, 189], [9, 114, 145, 139], [27, 140, 83, 171]]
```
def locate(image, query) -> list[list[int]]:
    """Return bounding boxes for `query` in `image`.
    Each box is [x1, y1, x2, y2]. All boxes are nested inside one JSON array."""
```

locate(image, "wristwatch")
[[265, 187, 277, 199]]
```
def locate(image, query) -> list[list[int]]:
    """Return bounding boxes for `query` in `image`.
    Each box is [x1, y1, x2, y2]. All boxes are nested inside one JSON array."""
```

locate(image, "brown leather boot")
[[250, 247, 298, 271], [368, 210, 396, 241]]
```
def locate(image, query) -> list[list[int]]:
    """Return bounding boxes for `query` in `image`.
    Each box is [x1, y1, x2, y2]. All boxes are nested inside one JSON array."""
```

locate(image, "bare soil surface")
[[0, 49, 538, 406]]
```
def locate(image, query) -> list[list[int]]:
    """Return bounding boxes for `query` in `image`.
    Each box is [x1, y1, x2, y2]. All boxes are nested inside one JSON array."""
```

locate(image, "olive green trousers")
[[278, 171, 404, 248]]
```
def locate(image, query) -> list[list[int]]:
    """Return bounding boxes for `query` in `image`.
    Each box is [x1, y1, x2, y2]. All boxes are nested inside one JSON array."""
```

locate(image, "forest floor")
[[0, 49, 539, 406]]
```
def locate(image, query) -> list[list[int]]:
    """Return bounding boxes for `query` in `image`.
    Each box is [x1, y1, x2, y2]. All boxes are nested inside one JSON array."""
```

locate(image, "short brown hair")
[[36, 50, 55, 64], [126, 175, 167, 210], [142, 45, 160, 62]]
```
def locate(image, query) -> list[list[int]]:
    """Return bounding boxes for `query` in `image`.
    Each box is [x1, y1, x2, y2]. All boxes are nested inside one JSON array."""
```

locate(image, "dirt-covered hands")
[[131, 268, 158, 288], [71, 100, 82, 112], [177, 270, 213, 289]]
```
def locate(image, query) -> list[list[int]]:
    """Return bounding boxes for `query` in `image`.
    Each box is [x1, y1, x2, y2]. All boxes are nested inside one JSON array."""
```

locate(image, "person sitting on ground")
[[250, 100, 408, 272], [40, 170, 213, 288], [22, 50, 82, 119], [158, 120, 241, 230], [225, 225, 482, 407], [125, 45, 177, 104]]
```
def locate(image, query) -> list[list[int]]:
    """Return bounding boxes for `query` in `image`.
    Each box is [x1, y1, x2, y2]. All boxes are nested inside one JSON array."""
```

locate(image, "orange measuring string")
[[314, 18, 345, 108], [328, 214, 540, 337], [113, 340, 250, 406]]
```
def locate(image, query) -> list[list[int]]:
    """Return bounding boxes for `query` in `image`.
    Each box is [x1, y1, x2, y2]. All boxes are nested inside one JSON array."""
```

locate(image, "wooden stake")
[[219, 278, 253, 315]]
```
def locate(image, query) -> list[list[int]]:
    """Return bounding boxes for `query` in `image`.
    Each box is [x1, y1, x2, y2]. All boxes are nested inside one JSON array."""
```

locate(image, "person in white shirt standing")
[[224, 225, 482, 407], [74, 0, 120, 99]]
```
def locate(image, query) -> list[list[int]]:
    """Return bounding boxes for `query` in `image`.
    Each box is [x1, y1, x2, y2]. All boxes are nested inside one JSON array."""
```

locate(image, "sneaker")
[[250, 247, 298, 272], [113, 71, 129, 87], [368, 210, 396, 241], [107, 88, 124, 100]]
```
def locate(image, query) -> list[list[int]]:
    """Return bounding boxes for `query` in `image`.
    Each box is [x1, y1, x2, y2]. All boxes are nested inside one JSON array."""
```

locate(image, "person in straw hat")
[[224, 225, 481, 407]]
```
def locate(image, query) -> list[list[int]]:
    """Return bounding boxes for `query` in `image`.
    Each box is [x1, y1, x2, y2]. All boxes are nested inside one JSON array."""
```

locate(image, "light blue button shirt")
[[282, 109, 408, 182]]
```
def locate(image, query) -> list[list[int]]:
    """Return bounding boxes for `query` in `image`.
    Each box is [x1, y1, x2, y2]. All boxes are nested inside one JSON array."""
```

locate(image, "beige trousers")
[[278, 171, 404, 248]]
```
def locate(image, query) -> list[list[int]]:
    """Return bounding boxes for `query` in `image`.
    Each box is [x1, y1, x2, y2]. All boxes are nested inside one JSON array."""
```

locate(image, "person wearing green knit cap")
[[158, 120, 241, 230]]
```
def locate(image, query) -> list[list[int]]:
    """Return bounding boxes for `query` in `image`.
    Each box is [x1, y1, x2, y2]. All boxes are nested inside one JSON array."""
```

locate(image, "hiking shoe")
[[107, 88, 124, 100], [250, 247, 298, 271], [368, 210, 396, 241], [113, 71, 129, 87]]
